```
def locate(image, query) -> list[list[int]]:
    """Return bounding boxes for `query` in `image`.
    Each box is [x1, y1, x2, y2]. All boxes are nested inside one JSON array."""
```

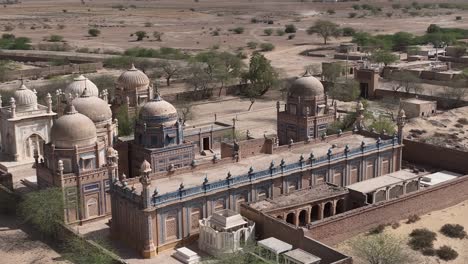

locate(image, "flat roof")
[[421, 170, 462, 187], [283, 248, 321, 264], [249, 184, 348, 212], [347, 170, 421, 193], [184, 121, 232, 136], [402, 98, 436, 105], [140, 134, 378, 193], [258, 237, 292, 254]]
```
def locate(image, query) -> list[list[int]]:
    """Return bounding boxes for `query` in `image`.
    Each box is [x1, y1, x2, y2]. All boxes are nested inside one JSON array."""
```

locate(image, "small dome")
[[65, 75, 99, 97], [140, 160, 152, 174], [117, 64, 150, 90], [139, 96, 178, 127], [13, 84, 38, 111], [51, 105, 97, 148], [72, 89, 112, 123], [289, 73, 324, 98]]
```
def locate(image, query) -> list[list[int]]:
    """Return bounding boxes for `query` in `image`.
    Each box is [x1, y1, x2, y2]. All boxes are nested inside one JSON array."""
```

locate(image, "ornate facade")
[[0, 83, 55, 161], [277, 73, 336, 145], [36, 104, 118, 224]]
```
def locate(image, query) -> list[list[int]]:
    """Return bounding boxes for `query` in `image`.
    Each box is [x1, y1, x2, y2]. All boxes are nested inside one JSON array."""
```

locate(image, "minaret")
[[10, 97, 16, 118], [354, 100, 365, 131], [396, 108, 406, 144], [139, 160, 156, 258], [46, 93, 53, 113]]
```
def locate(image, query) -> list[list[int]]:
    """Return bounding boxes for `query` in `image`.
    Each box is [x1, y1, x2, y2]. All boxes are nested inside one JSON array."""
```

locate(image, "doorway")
[[202, 137, 210, 150], [360, 83, 369, 98]]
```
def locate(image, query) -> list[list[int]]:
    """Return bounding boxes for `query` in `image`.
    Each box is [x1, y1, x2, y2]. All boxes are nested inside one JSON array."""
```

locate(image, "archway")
[[311, 205, 320, 222], [323, 202, 333, 218], [374, 190, 386, 203], [86, 198, 98, 219], [298, 210, 307, 226], [286, 212, 295, 225], [24, 133, 45, 159], [406, 181, 418, 193], [389, 185, 404, 199], [336, 199, 345, 214]]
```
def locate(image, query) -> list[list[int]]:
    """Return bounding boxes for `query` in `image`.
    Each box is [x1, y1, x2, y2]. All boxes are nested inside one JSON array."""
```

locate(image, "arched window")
[[86, 198, 98, 218]]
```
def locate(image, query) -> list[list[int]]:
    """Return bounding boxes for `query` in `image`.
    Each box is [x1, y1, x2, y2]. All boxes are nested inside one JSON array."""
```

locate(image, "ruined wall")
[[374, 89, 468, 109], [306, 175, 468, 245], [1, 62, 103, 81], [403, 139, 468, 174]]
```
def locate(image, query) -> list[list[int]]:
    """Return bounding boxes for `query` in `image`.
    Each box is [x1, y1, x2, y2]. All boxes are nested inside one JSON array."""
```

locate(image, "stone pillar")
[[294, 211, 299, 227], [331, 201, 336, 216], [140, 160, 156, 258], [306, 206, 311, 224], [46, 93, 52, 113], [318, 203, 324, 220], [10, 97, 16, 118]]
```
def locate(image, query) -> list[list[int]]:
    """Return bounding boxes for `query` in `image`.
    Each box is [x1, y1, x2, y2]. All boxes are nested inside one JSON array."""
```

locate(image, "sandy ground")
[[0, 214, 69, 264], [337, 200, 468, 264]]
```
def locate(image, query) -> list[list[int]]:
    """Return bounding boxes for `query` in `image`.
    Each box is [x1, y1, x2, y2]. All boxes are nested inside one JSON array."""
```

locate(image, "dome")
[[289, 73, 324, 98], [13, 84, 38, 111], [139, 95, 178, 127], [50, 105, 97, 148], [72, 89, 112, 123], [64, 75, 99, 97], [117, 64, 150, 90]]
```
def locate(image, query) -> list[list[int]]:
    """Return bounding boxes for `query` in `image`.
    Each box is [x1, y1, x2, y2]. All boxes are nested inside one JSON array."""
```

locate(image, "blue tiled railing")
[[151, 138, 397, 206]]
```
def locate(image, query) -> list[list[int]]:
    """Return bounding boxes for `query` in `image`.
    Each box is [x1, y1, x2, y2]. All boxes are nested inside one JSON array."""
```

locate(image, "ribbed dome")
[[64, 75, 99, 97], [51, 105, 97, 149], [14, 84, 38, 111], [117, 64, 150, 90], [289, 73, 324, 98], [72, 89, 112, 123], [139, 95, 178, 127]]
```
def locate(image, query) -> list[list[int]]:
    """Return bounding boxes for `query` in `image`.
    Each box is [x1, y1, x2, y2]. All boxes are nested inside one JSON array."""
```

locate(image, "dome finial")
[[64, 101, 78, 115], [81, 86, 91, 98], [303, 68, 313, 77], [130, 63, 137, 71]]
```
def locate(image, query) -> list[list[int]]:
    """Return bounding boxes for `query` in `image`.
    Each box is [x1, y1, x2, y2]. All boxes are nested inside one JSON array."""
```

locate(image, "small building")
[[283, 248, 321, 264], [337, 43, 358, 54], [198, 209, 255, 256], [353, 67, 380, 99], [420, 170, 462, 187], [256, 237, 293, 263], [400, 98, 437, 118], [184, 121, 235, 154], [172, 247, 200, 264]]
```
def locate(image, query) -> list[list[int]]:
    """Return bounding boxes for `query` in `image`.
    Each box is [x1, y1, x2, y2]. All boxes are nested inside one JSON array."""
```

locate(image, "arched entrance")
[[324, 202, 333, 218], [86, 198, 99, 219], [298, 210, 307, 226], [286, 212, 295, 225], [24, 133, 45, 159], [311, 204, 320, 222], [336, 199, 345, 214]]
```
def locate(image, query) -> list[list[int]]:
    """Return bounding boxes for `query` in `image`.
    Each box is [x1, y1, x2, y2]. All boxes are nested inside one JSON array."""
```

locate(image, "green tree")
[[392, 32, 414, 51], [63, 237, 114, 264], [369, 115, 396, 134], [264, 28, 273, 36], [370, 49, 398, 66], [242, 52, 279, 110], [88, 28, 100, 37], [284, 24, 297, 33], [307, 20, 341, 44], [153, 60, 184, 86], [350, 233, 413, 264], [116, 105, 134, 136], [18, 188, 64, 237], [427, 24, 441, 34]]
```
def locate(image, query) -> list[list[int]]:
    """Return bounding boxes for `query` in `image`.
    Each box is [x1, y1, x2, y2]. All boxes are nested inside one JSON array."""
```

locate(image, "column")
[[331, 201, 336, 217], [318, 203, 324, 220], [294, 210, 299, 227], [306, 206, 311, 224]]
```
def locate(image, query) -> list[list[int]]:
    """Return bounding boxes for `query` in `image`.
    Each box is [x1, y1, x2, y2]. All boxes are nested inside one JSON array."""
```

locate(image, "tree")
[[392, 31, 414, 51], [391, 71, 421, 94], [424, 32, 456, 60], [350, 233, 413, 264], [174, 99, 193, 125], [153, 31, 163, 41], [427, 24, 441, 34], [369, 115, 396, 134], [88, 28, 100, 37], [131, 31, 148, 41], [370, 49, 398, 66], [242, 52, 279, 110], [284, 24, 297, 33], [154, 60, 184, 86], [18, 188, 64, 237], [186, 62, 214, 94], [329, 79, 360, 102], [307, 20, 341, 44], [322, 62, 342, 82], [116, 105, 134, 136]]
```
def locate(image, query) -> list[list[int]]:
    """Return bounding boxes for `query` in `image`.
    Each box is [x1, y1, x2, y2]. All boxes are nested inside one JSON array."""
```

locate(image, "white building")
[[198, 209, 255, 256]]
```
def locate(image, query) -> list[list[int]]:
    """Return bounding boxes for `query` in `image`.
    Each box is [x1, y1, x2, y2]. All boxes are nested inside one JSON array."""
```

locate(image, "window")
[[62, 159, 72, 173], [289, 104, 297, 115], [151, 136, 158, 145], [80, 154, 95, 171], [84, 183, 99, 193]]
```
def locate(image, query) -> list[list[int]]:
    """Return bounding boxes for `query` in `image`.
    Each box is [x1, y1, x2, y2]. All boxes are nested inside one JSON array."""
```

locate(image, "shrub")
[[247, 41, 257, 49], [264, 28, 273, 36], [406, 214, 420, 224], [440, 224, 467, 239], [47, 34, 64, 42], [436, 246, 458, 261], [369, 224, 386, 235], [391, 222, 401, 229], [144, 22, 152, 27], [352, 4, 361, 10], [458, 118, 468, 125], [349, 12, 357, 18], [250, 17, 258, 23], [88, 28, 100, 37], [57, 24, 66, 30], [408, 228, 437, 250], [456, 16, 462, 21], [288, 34, 295, 40], [276, 29, 285, 36], [392, 3, 401, 9], [260, 42, 275, 51], [284, 24, 297, 33], [342, 27, 356, 37], [327, 9, 335, 15], [422, 248, 436, 256], [131, 31, 148, 41], [232, 27, 244, 34]]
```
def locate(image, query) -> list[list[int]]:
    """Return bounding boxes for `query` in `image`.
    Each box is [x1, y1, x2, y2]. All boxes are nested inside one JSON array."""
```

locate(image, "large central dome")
[[117, 64, 150, 91], [51, 105, 97, 148], [72, 89, 112, 123], [289, 73, 324, 98], [139, 95, 178, 127]]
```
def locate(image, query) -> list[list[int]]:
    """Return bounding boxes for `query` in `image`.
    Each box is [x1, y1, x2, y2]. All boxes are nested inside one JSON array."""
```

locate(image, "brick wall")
[[306, 175, 468, 245], [1, 62, 103, 81], [374, 89, 468, 109], [403, 139, 468, 174]]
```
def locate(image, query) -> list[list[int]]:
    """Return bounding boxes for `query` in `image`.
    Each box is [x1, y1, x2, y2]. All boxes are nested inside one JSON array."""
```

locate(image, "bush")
[[408, 228, 437, 250], [232, 27, 244, 34], [88, 28, 100, 37], [421, 248, 436, 256], [352, 4, 361, 10], [276, 29, 285, 36], [46, 34, 64, 42], [369, 224, 386, 235], [247, 41, 257, 49], [288, 34, 295, 40], [260, 43, 275, 51], [349, 12, 357, 18], [391, 222, 401, 229], [440, 224, 467, 239], [327, 9, 335, 15], [458, 118, 468, 125], [264, 28, 273, 36], [131, 31, 148, 41], [144, 22, 152, 27], [406, 214, 421, 224], [284, 24, 297, 33], [436, 246, 458, 261], [456, 16, 462, 21], [0, 34, 32, 50], [123, 47, 189, 60], [342, 27, 356, 37]]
